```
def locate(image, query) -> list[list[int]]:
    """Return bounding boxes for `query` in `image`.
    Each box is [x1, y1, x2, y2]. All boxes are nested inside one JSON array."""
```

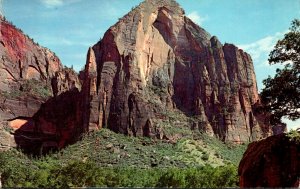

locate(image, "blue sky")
[[2, 0, 300, 129]]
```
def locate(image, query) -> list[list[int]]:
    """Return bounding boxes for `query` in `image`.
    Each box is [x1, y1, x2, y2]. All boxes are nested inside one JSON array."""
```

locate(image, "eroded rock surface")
[[239, 133, 300, 187], [0, 0, 272, 153], [0, 17, 82, 152], [14, 88, 86, 154], [0, 18, 61, 92], [82, 0, 271, 142]]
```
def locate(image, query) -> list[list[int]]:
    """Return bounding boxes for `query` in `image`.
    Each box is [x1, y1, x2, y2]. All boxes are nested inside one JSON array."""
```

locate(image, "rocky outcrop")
[[0, 17, 59, 150], [0, 18, 62, 92], [82, 0, 271, 142], [51, 67, 82, 96], [239, 133, 300, 187], [13, 88, 86, 155], [0, 0, 272, 153], [0, 17, 83, 152], [0, 17, 62, 120]]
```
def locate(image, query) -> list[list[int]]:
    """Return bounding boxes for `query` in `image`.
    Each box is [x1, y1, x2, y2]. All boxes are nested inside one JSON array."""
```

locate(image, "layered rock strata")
[[0, 17, 83, 152], [82, 0, 271, 142]]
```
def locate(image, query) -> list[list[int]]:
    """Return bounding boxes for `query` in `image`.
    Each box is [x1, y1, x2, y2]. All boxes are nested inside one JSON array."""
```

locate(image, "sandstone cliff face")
[[0, 17, 83, 152], [13, 88, 86, 154], [0, 18, 61, 92], [239, 133, 300, 187], [0, 0, 271, 152], [83, 0, 270, 142], [0, 17, 62, 118]]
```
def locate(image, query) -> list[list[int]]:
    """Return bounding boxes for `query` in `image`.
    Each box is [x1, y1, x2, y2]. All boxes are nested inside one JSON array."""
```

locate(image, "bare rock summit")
[[82, 0, 271, 142]]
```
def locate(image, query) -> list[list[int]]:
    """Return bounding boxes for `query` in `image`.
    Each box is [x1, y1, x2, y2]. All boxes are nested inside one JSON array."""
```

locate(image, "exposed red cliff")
[[239, 133, 300, 187], [0, 0, 272, 153], [0, 19, 61, 91], [0, 17, 82, 152], [82, 0, 271, 142]]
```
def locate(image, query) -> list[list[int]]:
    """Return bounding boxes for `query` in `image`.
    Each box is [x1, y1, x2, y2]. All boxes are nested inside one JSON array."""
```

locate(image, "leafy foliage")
[[0, 79, 52, 99], [286, 129, 300, 144], [261, 19, 300, 125], [0, 149, 238, 188], [0, 128, 244, 188], [21, 79, 52, 99], [195, 133, 248, 165]]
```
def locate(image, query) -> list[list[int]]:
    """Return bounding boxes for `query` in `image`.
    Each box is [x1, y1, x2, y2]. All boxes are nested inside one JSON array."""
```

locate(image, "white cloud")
[[238, 31, 300, 131], [60, 38, 73, 46], [40, 0, 82, 8], [237, 31, 287, 68], [187, 11, 208, 25], [37, 35, 95, 47], [41, 0, 64, 7], [32, 35, 76, 46]]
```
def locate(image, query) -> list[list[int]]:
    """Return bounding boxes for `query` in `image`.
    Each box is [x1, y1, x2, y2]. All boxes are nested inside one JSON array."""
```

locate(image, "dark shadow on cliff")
[[13, 88, 88, 156], [153, 9, 205, 117], [239, 132, 300, 187]]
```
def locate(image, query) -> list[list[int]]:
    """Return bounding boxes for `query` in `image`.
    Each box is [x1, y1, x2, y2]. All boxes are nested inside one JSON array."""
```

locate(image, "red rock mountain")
[[0, 18, 61, 91], [82, 0, 271, 143], [0, 17, 82, 153], [0, 0, 271, 153]]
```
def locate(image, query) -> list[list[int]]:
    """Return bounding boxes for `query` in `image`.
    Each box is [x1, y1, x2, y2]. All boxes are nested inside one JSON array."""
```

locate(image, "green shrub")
[[0, 150, 239, 188], [0, 129, 241, 188], [21, 79, 52, 99], [1, 79, 52, 99], [201, 152, 209, 161], [50, 161, 109, 187], [157, 168, 186, 188], [286, 129, 300, 144], [196, 133, 248, 165]]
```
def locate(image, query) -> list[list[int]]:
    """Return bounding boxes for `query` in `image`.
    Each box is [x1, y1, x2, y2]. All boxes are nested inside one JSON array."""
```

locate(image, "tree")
[[261, 19, 300, 125]]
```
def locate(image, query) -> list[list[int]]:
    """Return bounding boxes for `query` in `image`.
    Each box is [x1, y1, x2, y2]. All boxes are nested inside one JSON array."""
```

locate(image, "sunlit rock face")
[[0, 17, 83, 153], [82, 0, 271, 142], [0, 18, 62, 92]]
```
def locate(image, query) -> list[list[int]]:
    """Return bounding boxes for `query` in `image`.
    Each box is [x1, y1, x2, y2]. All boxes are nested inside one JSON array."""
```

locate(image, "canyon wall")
[[0, 17, 83, 153], [82, 0, 271, 143]]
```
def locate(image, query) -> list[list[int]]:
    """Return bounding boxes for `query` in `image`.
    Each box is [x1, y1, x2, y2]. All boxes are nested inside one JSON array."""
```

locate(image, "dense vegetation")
[[0, 151, 238, 188], [0, 129, 245, 188], [261, 19, 300, 125], [0, 79, 52, 99]]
